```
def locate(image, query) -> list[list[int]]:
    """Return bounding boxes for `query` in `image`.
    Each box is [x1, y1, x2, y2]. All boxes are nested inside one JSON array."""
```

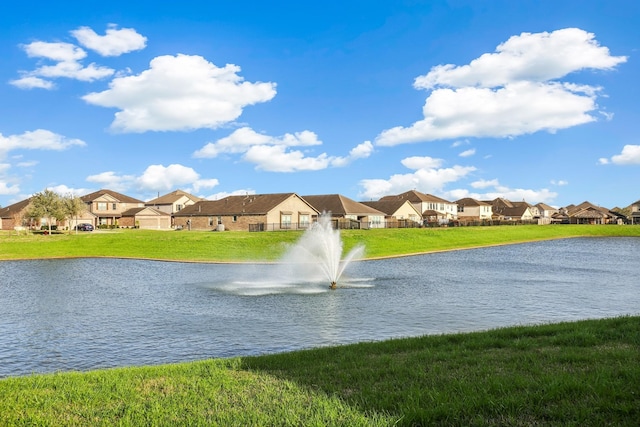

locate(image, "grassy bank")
[[1, 316, 638, 426], [2, 224, 640, 262]]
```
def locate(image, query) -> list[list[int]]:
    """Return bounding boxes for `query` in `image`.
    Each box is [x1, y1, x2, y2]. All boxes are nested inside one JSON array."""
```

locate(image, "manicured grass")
[[2, 224, 640, 262], [1, 316, 638, 425]]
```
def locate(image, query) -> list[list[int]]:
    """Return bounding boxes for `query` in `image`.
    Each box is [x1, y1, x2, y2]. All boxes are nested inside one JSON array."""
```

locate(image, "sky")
[[1, 1, 638, 209]]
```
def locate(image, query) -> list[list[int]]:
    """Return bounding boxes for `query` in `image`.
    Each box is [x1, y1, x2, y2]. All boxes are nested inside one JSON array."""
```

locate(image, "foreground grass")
[[1, 316, 638, 426], [2, 224, 640, 262]]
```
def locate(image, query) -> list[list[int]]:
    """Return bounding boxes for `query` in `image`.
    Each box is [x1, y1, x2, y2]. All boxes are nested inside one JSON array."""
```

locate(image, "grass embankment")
[[1, 316, 638, 426], [2, 224, 640, 262]]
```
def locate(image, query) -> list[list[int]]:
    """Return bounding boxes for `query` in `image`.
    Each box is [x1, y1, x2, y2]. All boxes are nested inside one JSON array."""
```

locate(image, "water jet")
[[279, 213, 364, 289]]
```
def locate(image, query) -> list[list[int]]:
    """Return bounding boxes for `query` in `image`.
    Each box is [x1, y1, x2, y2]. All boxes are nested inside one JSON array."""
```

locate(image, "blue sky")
[[1, 1, 638, 209]]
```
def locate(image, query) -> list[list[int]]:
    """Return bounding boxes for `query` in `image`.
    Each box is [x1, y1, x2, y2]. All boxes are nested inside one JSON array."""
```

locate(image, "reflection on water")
[[1, 237, 639, 378]]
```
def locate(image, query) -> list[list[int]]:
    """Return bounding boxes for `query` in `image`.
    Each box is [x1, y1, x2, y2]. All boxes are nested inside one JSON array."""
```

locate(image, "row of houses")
[[1, 188, 639, 231]]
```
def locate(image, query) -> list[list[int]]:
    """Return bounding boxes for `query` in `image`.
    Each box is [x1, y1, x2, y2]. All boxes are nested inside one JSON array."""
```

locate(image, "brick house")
[[173, 193, 319, 231]]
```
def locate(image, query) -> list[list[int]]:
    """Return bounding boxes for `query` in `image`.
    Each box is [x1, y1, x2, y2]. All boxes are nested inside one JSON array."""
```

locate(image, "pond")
[[1, 237, 639, 378]]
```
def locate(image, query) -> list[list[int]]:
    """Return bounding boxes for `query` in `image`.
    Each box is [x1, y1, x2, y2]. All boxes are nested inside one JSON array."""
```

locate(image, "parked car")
[[74, 223, 94, 231]]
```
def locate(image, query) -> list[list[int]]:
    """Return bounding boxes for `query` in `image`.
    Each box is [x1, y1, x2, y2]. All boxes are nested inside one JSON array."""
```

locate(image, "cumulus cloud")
[[358, 155, 476, 200], [71, 24, 147, 56], [47, 184, 93, 197], [194, 127, 373, 172], [459, 148, 476, 157], [83, 54, 277, 132], [11, 41, 114, 89], [598, 145, 640, 165], [87, 164, 219, 194], [11, 25, 144, 90], [0, 129, 86, 159], [206, 189, 256, 200], [376, 28, 627, 146], [0, 164, 20, 196], [447, 179, 558, 204]]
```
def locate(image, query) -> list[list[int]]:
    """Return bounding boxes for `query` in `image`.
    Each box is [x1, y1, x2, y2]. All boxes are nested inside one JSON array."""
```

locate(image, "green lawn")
[[2, 224, 640, 262], [1, 316, 638, 426]]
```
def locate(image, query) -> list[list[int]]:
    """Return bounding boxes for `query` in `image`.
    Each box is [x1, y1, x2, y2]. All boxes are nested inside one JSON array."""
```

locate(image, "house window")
[[208, 217, 214, 226], [97, 202, 107, 211], [217, 216, 222, 225], [281, 213, 292, 229], [112, 203, 117, 210], [458, 205, 464, 212], [299, 214, 310, 227], [233, 215, 238, 223], [176, 204, 183, 211]]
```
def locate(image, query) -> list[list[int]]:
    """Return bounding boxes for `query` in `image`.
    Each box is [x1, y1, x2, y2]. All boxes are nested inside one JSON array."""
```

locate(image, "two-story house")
[[455, 198, 493, 223], [81, 189, 146, 227], [380, 190, 458, 224]]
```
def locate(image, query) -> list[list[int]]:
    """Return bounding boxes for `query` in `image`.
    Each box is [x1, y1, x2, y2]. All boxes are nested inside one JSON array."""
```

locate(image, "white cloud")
[[9, 76, 55, 90], [137, 164, 219, 192], [23, 41, 86, 62], [195, 127, 372, 172], [0, 181, 20, 196], [376, 28, 626, 146], [550, 179, 569, 186], [71, 24, 147, 56], [471, 178, 499, 189], [459, 148, 476, 157], [358, 156, 476, 200], [13, 40, 115, 87], [0, 164, 20, 196], [206, 189, 256, 200], [400, 156, 442, 170], [599, 144, 640, 165], [0, 129, 86, 159], [377, 82, 598, 145], [83, 54, 277, 132], [193, 127, 321, 158], [448, 179, 558, 204], [414, 28, 626, 89], [48, 184, 93, 197], [86, 171, 136, 192], [87, 164, 219, 194]]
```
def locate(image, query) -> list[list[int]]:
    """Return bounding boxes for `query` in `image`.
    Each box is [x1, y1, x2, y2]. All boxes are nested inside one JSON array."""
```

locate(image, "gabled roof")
[[535, 202, 556, 211], [176, 193, 316, 216], [0, 197, 32, 218], [379, 190, 453, 204], [303, 194, 384, 216], [146, 190, 202, 205], [81, 189, 144, 204], [494, 205, 531, 218], [455, 197, 490, 207], [486, 197, 515, 209], [121, 207, 170, 217], [360, 200, 421, 216], [566, 201, 612, 217]]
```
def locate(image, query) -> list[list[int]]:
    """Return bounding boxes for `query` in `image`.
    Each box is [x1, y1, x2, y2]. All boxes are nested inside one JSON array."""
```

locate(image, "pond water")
[[1, 237, 639, 378]]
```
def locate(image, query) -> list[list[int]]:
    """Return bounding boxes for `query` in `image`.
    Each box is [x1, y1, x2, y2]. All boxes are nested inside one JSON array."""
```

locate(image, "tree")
[[26, 189, 65, 235], [61, 193, 86, 234]]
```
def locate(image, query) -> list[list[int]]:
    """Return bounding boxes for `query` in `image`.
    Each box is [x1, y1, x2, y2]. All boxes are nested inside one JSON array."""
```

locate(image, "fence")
[[248, 219, 422, 232]]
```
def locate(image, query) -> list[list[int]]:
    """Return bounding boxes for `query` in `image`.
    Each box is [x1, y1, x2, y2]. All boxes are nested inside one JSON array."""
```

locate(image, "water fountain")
[[279, 213, 365, 289]]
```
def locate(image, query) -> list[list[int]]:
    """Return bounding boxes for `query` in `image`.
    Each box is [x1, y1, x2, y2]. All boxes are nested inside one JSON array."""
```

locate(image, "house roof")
[[0, 197, 32, 218], [81, 189, 145, 204], [176, 193, 316, 216], [121, 207, 170, 217], [536, 202, 556, 211], [379, 190, 453, 204], [145, 189, 202, 205], [302, 194, 384, 216], [455, 197, 490, 207], [360, 200, 420, 216], [493, 205, 531, 218]]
